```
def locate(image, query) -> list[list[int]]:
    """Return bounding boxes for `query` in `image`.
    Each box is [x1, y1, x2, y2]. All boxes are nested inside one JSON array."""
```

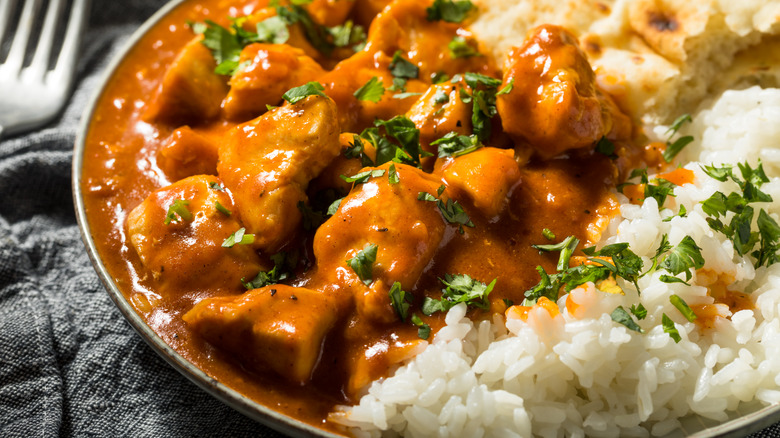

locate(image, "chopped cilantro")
[[431, 71, 450, 84], [209, 181, 225, 191], [496, 78, 514, 96], [222, 227, 255, 248], [658, 236, 704, 282], [388, 281, 412, 322], [595, 136, 616, 159], [353, 77, 385, 103], [433, 89, 450, 104], [198, 20, 246, 75], [422, 274, 495, 315], [426, 0, 474, 23], [542, 228, 556, 241], [372, 116, 429, 166], [611, 306, 644, 333], [662, 313, 681, 343], [282, 81, 326, 104], [418, 188, 474, 234], [389, 51, 419, 80], [392, 92, 424, 100], [670, 294, 697, 322], [534, 235, 579, 271], [431, 132, 480, 157], [340, 169, 386, 184], [630, 303, 647, 320], [753, 209, 780, 267], [662, 113, 693, 162], [448, 36, 480, 58], [274, 1, 334, 55], [328, 20, 366, 50], [326, 198, 342, 216], [388, 163, 400, 184], [242, 252, 290, 290], [662, 204, 688, 222], [255, 15, 289, 44], [411, 314, 431, 340], [347, 243, 378, 285], [164, 199, 192, 225], [215, 201, 232, 216], [458, 73, 503, 141]]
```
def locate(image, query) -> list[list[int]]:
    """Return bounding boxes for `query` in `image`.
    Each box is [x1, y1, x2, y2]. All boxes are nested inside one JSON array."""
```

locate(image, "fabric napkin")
[[0, 0, 777, 437]]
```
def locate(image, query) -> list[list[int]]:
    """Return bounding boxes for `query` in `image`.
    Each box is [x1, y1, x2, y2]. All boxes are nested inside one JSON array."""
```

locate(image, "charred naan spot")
[[582, 36, 602, 56], [648, 11, 679, 32], [632, 55, 645, 65], [595, 2, 611, 14]]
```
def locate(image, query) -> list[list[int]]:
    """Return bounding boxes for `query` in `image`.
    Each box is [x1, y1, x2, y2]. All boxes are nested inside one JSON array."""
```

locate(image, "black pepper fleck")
[[270, 289, 277, 296]]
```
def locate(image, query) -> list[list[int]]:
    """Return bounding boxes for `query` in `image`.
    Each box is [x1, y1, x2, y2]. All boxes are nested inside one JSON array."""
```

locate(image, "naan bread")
[[471, 0, 780, 122]]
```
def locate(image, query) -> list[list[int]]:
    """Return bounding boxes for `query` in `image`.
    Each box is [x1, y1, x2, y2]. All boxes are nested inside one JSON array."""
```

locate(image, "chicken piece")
[[320, 50, 429, 132], [222, 44, 326, 121], [364, 0, 496, 80], [311, 163, 446, 324], [306, 0, 355, 27], [218, 95, 341, 252], [438, 147, 521, 218], [144, 37, 228, 125], [496, 25, 631, 160], [126, 175, 264, 298], [157, 126, 219, 181], [183, 285, 346, 384], [406, 80, 473, 158]]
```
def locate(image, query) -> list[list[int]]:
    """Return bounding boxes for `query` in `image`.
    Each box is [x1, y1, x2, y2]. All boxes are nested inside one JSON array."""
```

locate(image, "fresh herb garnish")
[[670, 294, 697, 322], [431, 132, 480, 157], [658, 236, 704, 283], [418, 187, 474, 233], [353, 76, 385, 103], [341, 169, 386, 184], [389, 51, 419, 79], [426, 0, 474, 23], [328, 20, 366, 51], [388, 281, 412, 322], [411, 314, 431, 340], [534, 235, 579, 271], [222, 227, 255, 248], [542, 228, 556, 241], [448, 36, 480, 58], [347, 243, 378, 285], [459, 72, 503, 141], [422, 274, 496, 315], [297, 201, 326, 231], [595, 136, 616, 159], [163, 199, 193, 225], [326, 198, 342, 216], [662, 313, 681, 343], [282, 81, 327, 104], [662, 113, 693, 162], [215, 201, 232, 216], [630, 303, 647, 320], [209, 181, 225, 191], [496, 78, 514, 96], [255, 15, 290, 44], [611, 306, 644, 333], [388, 163, 400, 184], [242, 252, 290, 290]]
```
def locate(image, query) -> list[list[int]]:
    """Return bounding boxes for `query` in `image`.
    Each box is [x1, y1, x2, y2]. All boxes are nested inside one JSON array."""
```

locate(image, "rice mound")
[[469, 0, 780, 123], [329, 86, 780, 437]]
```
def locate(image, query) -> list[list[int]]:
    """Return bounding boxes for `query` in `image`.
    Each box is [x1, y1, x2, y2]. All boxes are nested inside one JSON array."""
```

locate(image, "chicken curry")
[[81, 0, 654, 432]]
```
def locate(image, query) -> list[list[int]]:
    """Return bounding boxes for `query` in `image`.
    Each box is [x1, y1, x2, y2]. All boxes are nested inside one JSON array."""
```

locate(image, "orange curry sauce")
[[81, 0, 647, 432]]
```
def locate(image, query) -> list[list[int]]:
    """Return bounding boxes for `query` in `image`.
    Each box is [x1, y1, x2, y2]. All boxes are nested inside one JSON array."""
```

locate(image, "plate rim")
[[70, 1, 780, 437]]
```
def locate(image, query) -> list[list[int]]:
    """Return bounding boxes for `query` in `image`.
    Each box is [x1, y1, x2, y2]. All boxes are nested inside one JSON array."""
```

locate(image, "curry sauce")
[[81, 0, 642, 432]]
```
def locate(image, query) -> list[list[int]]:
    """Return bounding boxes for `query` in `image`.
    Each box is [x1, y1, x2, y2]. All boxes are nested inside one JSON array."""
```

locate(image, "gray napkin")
[[0, 0, 778, 437], [0, 0, 281, 436]]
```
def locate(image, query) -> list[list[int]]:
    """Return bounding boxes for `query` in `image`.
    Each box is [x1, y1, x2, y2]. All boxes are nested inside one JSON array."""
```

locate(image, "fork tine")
[[4, 0, 42, 77], [51, 0, 88, 85], [0, 0, 17, 48], [28, 0, 65, 80]]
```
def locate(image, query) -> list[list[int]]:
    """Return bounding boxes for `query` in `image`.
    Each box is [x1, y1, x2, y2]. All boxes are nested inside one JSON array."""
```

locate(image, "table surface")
[[0, 0, 776, 437]]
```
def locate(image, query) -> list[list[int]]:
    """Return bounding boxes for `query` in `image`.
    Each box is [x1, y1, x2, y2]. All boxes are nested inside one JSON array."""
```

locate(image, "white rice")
[[330, 87, 780, 437]]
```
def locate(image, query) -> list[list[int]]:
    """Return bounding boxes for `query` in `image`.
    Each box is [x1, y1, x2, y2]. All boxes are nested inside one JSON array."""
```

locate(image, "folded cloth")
[[0, 1, 778, 437], [0, 0, 281, 436]]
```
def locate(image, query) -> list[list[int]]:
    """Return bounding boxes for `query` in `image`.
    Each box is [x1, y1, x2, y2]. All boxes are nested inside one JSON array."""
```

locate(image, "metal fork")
[[0, 0, 89, 138]]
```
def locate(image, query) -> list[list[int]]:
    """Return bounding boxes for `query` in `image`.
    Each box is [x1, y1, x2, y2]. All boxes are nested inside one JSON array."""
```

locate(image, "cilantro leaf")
[[340, 169, 386, 184], [282, 81, 326, 104], [347, 243, 378, 285], [432, 132, 481, 157], [353, 76, 385, 103], [670, 294, 697, 322], [388, 163, 400, 184], [448, 36, 480, 58], [496, 78, 514, 96], [422, 274, 495, 315], [411, 314, 431, 340], [595, 136, 616, 159], [255, 15, 289, 44], [389, 51, 419, 79], [199, 20, 245, 75], [662, 313, 681, 343], [297, 201, 326, 231], [209, 181, 225, 191], [373, 116, 428, 166], [659, 236, 704, 281], [662, 113, 693, 162], [242, 252, 290, 290], [326, 198, 342, 216], [418, 188, 474, 233], [542, 228, 556, 240], [164, 199, 192, 225], [534, 235, 579, 271], [328, 20, 366, 50], [222, 227, 255, 248], [215, 201, 232, 216], [630, 303, 647, 320], [426, 0, 474, 23], [388, 281, 412, 322], [611, 306, 644, 333]]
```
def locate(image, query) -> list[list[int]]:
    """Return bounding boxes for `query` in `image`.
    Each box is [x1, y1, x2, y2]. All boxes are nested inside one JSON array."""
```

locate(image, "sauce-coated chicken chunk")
[[145, 37, 227, 125], [217, 95, 342, 252], [311, 163, 446, 324], [183, 284, 344, 384], [157, 126, 219, 181], [126, 175, 263, 298], [497, 25, 630, 159], [222, 43, 326, 121]]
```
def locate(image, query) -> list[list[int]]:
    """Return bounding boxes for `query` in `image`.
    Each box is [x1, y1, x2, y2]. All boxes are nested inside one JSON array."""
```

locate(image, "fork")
[[0, 0, 89, 138]]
